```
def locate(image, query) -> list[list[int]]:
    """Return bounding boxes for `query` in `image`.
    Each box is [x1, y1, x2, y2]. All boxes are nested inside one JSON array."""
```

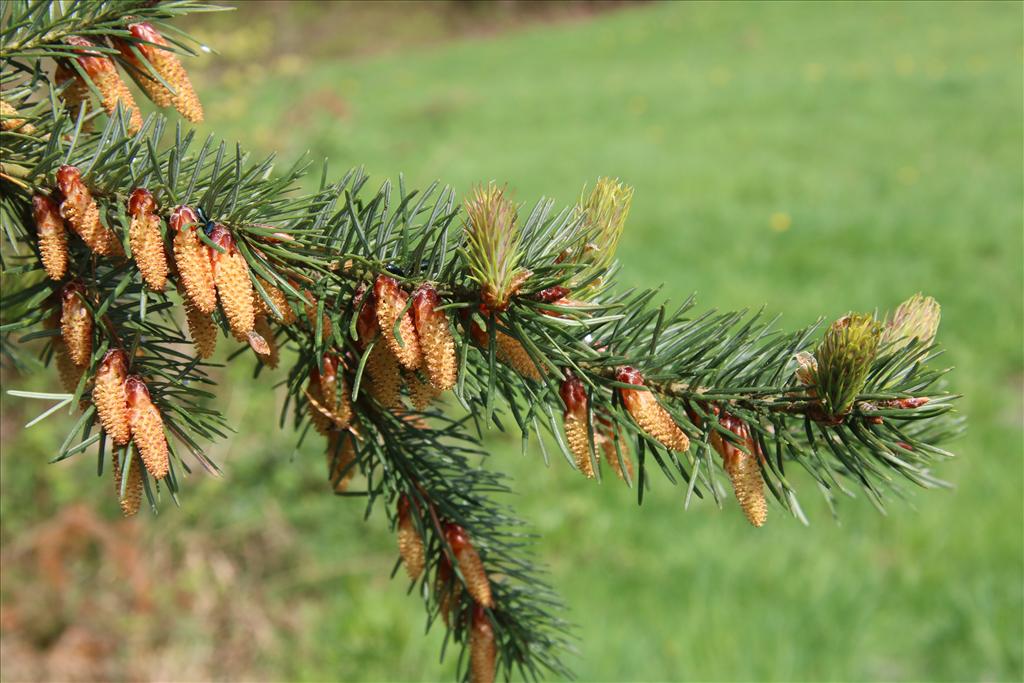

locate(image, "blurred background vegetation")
[[2, 1, 1022, 681]]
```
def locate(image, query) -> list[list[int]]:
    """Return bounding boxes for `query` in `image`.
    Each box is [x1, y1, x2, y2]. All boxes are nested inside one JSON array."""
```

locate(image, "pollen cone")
[[357, 293, 404, 408], [253, 277, 296, 325], [435, 554, 463, 626], [56, 165, 123, 258], [495, 328, 541, 380], [93, 349, 131, 446], [412, 284, 457, 391], [128, 188, 168, 291], [325, 430, 356, 493], [181, 288, 218, 359], [171, 206, 216, 313], [64, 36, 142, 133], [616, 366, 689, 452], [126, 376, 170, 480], [116, 22, 203, 122], [445, 523, 493, 608], [374, 275, 422, 370], [209, 225, 260, 345], [111, 448, 143, 517], [397, 495, 426, 581], [32, 195, 68, 280], [60, 283, 92, 367], [561, 373, 594, 478], [710, 413, 767, 527], [470, 604, 497, 683]]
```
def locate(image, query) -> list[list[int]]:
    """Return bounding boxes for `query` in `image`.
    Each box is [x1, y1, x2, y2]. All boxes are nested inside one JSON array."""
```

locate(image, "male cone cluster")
[[709, 412, 767, 527], [615, 366, 690, 452]]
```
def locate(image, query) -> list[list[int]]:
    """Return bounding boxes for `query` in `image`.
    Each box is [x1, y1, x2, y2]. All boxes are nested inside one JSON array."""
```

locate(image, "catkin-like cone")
[[412, 285, 457, 391], [306, 371, 334, 436], [128, 189, 168, 291], [56, 165, 123, 258], [252, 316, 279, 368], [126, 376, 170, 480], [561, 373, 594, 478], [598, 428, 633, 482], [208, 226, 266, 353], [470, 605, 497, 683], [407, 371, 440, 410], [55, 341, 85, 394], [170, 206, 216, 314], [93, 349, 131, 446], [253, 277, 296, 325], [32, 195, 68, 280], [495, 329, 541, 380], [64, 36, 142, 133], [711, 415, 767, 527], [435, 554, 463, 626], [445, 524, 493, 608], [115, 22, 203, 122], [325, 430, 356, 493], [616, 367, 690, 452], [60, 283, 92, 367], [322, 356, 352, 427], [397, 495, 426, 581], [111, 449, 143, 517], [357, 294, 405, 408], [374, 275, 422, 371], [182, 291, 218, 359], [1, 99, 35, 133], [54, 61, 91, 119]]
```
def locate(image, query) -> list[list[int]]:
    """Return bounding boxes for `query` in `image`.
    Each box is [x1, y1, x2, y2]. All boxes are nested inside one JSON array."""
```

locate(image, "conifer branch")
[[0, 2, 964, 680]]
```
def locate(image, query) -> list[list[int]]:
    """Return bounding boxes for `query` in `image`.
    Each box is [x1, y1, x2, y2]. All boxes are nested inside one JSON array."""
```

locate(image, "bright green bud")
[[816, 313, 882, 417], [463, 182, 528, 311], [882, 293, 941, 349], [575, 177, 633, 274]]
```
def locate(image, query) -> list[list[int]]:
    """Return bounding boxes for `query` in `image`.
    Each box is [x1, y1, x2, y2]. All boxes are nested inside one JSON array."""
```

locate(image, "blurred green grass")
[[2, 1, 1022, 681]]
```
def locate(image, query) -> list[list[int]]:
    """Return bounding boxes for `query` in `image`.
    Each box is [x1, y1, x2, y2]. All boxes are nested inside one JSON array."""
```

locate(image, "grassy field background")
[[1, 1, 1022, 681]]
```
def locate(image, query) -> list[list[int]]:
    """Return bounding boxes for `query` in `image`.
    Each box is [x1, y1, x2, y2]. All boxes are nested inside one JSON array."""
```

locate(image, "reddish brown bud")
[[57, 165, 122, 257], [412, 284, 457, 391], [616, 366, 689, 452], [397, 495, 426, 581], [374, 275, 422, 371], [32, 194, 69, 280], [125, 376, 169, 480], [470, 604, 497, 683], [60, 282, 92, 367], [93, 349, 130, 446], [445, 523, 493, 608]]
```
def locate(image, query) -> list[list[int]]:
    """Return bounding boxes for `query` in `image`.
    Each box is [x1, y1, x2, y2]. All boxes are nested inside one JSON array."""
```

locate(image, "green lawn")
[[2, 1, 1021, 681]]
